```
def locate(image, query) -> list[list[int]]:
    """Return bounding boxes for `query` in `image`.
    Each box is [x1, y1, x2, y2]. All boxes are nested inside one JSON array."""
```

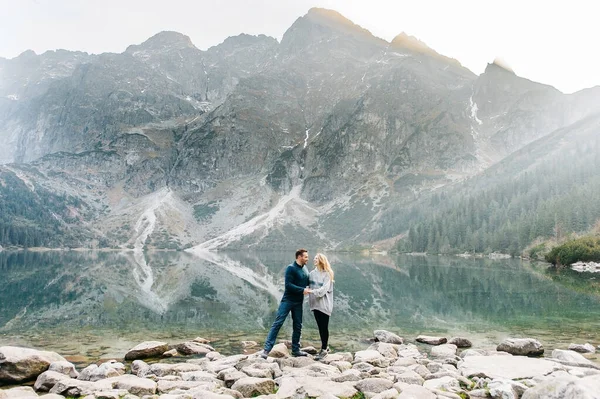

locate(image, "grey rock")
[[355, 377, 394, 393], [430, 344, 457, 359], [416, 336, 447, 345], [217, 367, 248, 388], [125, 342, 169, 361], [497, 338, 544, 356], [488, 378, 528, 399], [374, 330, 404, 345], [448, 337, 472, 348], [162, 349, 179, 358], [34, 370, 70, 391], [568, 343, 595, 354], [397, 385, 436, 399], [230, 377, 275, 397], [394, 370, 425, 385], [372, 388, 400, 399], [0, 386, 39, 398], [269, 343, 289, 358], [332, 369, 362, 382], [521, 374, 600, 399], [176, 342, 215, 356], [551, 349, 598, 368], [48, 361, 79, 379], [459, 355, 563, 380]]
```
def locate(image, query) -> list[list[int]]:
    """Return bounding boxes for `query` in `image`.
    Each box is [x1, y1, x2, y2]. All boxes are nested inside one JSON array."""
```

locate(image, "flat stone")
[[374, 330, 404, 345], [459, 355, 563, 380], [124, 341, 169, 361], [0, 346, 67, 384], [416, 336, 447, 345], [497, 338, 544, 356], [193, 337, 211, 344]]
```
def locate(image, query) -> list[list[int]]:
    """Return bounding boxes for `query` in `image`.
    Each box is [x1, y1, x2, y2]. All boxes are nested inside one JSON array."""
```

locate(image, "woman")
[[309, 253, 334, 360]]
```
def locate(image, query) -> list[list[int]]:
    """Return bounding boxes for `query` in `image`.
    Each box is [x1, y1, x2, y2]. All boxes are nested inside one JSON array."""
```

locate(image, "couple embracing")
[[259, 249, 334, 361]]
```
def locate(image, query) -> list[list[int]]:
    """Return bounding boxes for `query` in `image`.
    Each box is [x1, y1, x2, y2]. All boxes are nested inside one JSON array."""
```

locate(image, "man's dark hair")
[[295, 249, 308, 259]]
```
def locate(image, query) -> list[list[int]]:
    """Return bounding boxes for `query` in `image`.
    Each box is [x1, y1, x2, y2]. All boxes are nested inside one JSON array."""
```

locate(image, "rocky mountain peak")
[[209, 33, 278, 53], [279, 8, 384, 59], [391, 32, 432, 53], [390, 32, 463, 67], [126, 31, 196, 53], [485, 58, 516, 74]]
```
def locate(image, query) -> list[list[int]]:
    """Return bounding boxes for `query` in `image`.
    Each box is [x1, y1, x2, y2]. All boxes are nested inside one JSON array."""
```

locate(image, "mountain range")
[[1, 8, 599, 251]]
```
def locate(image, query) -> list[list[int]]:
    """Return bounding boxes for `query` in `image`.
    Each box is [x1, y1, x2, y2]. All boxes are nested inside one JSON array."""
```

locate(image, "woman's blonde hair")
[[315, 253, 334, 282]]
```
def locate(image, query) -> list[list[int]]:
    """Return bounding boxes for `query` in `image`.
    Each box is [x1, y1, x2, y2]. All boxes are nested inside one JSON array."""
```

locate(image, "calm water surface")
[[1, 250, 599, 364]]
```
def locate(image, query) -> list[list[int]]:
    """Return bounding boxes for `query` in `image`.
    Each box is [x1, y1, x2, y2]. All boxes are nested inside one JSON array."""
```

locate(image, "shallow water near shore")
[[1, 250, 599, 364]]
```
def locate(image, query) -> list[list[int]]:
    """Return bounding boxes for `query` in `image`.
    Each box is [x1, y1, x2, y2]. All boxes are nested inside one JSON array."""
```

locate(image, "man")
[[259, 249, 311, 358]]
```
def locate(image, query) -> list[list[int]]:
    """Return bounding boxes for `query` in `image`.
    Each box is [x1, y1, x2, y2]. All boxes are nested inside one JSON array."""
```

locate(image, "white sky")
[[1, 0, 598, 93]]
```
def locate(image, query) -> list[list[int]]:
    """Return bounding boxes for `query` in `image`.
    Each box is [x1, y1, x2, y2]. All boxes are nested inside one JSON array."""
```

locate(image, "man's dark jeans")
[[264, 300, 303, 353]]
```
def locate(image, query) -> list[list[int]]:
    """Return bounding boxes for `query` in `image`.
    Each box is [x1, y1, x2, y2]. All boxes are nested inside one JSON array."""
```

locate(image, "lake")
[[1, 250, 599, 364]]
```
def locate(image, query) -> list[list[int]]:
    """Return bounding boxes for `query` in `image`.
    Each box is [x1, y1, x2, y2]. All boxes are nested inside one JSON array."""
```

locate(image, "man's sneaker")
[[314, 347, 330, 361], [258, 349, 269, 359], [291, 350, 309, 357]]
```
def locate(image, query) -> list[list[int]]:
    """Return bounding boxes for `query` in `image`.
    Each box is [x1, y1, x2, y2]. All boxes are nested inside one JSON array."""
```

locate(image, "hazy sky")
[[1, 0, 598, 93]]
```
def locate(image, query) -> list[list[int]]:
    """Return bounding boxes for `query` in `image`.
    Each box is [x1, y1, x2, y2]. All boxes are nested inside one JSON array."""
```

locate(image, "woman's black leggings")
[[313, 309, 330, 350]]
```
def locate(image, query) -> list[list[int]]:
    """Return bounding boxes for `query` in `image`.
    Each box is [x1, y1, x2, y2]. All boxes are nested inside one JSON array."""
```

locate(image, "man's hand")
[[303, 287, 312, 295]]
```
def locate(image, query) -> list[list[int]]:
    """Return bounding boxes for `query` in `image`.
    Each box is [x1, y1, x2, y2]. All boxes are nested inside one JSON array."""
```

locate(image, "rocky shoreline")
[[1, 332, 599, 399]]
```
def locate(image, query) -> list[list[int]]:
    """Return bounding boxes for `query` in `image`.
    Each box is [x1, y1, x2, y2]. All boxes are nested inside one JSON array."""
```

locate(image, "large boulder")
[[374, 330, 404, 344], [568, 343, 595, 354], [124, 341, 169, 360], [230, 377, 275, 397], [497, 338, 544, 356], [0, 346, 67, 384], [521, 374, 600, 399]]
